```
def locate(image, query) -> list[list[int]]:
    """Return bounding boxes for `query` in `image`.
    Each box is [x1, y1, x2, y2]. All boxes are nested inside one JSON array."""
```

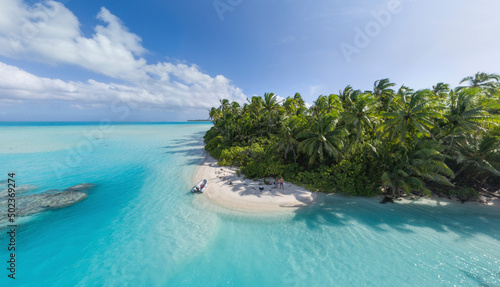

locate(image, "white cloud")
[[275, 95, 286, 104], [0, 1, 146, 80], [0, 62, 245, 110], [0, 62, 77, 100], [0, 0, 246, 113]]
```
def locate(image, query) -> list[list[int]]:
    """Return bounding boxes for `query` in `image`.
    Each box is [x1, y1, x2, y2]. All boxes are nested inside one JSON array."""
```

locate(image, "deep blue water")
[[0, 123, 499, 286]]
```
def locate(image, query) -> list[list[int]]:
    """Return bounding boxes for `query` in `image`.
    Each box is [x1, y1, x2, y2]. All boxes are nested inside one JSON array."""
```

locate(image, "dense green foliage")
[[204, 73, 500, 199]]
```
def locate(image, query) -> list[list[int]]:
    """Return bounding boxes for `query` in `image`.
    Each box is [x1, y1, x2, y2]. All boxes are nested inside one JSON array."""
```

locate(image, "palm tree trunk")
[[447, 135, 455, 154], [268, 113, 272, 133]]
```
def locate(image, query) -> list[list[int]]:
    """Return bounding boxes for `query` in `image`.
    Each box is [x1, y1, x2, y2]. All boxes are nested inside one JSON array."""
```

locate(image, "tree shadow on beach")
[[291, 195, 500, 239], [219, 177, 319, 208], [160, 131, 206, 166]]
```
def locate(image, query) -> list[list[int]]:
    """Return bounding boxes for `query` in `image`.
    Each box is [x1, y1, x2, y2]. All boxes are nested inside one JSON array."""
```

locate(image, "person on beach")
[[275, 177, 279, 189], [280, 177, 284, 189]]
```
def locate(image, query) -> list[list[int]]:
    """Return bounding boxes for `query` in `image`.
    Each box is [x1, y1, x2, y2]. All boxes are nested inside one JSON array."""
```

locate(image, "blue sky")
[[1, 0, 499, 121]]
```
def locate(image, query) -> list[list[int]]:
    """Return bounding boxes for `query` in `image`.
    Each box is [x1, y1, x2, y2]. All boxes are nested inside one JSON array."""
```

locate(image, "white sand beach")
[[194, 153, 500, 213], [194, 154, 319, 212]]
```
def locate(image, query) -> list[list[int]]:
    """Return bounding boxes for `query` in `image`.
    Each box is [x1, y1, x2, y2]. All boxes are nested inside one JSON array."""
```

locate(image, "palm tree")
[[283, 97, 297, 116], [432, 82, 450, 98], [381, 163, 428, 198], [432, 82, 450, 94], [338, 86, 361, 111], [263, 92, 280, 133], [208, 107, 222, 124], [229, 101, 242, 135], [460, 72, 500, 89], [342, 93, 378, 142], [441, 89, 499, 152], [311, 94, 340, 118], [219, 99, 230, 112], [312, 95, 328, 117], [381, 141, 454, 198], [382, 89, 442, 143], [298, 116, 345, 165], [326, 94, 342, 116], [293, 93, 308, 116], [452, 135, 500, 182], [212, 99, 231, 138], [244, 96, 265, 136], [293, 93, 305, 107], [373, 78, 395, 112], [274, 118, 300, 163], [249, 95, 264, 111], [247, 96, 264, 111]]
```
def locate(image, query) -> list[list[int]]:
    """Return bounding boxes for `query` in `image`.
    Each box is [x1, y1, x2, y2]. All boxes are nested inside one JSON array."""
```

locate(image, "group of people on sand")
[[274, 176, 285, 190]]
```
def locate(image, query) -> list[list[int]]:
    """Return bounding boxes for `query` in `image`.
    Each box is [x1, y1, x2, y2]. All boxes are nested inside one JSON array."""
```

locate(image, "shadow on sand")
[[291, 194, 500, 239], [160, 131, 206, 166]]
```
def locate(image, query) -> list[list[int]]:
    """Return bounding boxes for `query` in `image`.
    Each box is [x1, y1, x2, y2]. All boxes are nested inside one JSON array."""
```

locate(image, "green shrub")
[[291, 169, 335, 193], [241, 161, 270, 179], [330, 145, 382, 196], [205, 135, 226, 158], [219, 146, 248, 166], [282, 163, 303, 180], [450, 187, 479, 203], [240, 158, 286, 179], [204, 126, 220, 143]]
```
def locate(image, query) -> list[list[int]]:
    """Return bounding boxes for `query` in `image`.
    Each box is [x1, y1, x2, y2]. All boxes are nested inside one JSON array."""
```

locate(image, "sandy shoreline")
[[194, 154, 319, 213], [194, 153, 499, 213]]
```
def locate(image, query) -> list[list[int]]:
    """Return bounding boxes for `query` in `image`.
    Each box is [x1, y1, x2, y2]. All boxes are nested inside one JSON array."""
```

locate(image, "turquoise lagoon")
[[0, 123, 499, 286]]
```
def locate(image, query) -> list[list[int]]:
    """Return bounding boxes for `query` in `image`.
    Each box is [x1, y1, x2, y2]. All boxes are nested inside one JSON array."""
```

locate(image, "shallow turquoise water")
[[0, 123, 499, 286]]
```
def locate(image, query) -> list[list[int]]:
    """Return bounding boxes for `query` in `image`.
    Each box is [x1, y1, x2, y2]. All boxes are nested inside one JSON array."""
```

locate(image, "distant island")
[[187, 119, 211, 122]]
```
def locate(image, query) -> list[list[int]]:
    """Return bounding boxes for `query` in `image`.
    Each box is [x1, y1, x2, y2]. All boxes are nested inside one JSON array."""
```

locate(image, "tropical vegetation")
[[204, 73, 500, 202]]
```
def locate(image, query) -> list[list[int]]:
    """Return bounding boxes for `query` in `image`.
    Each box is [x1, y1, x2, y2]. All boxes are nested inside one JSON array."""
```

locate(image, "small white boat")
[[192, 179, 208, 193]]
